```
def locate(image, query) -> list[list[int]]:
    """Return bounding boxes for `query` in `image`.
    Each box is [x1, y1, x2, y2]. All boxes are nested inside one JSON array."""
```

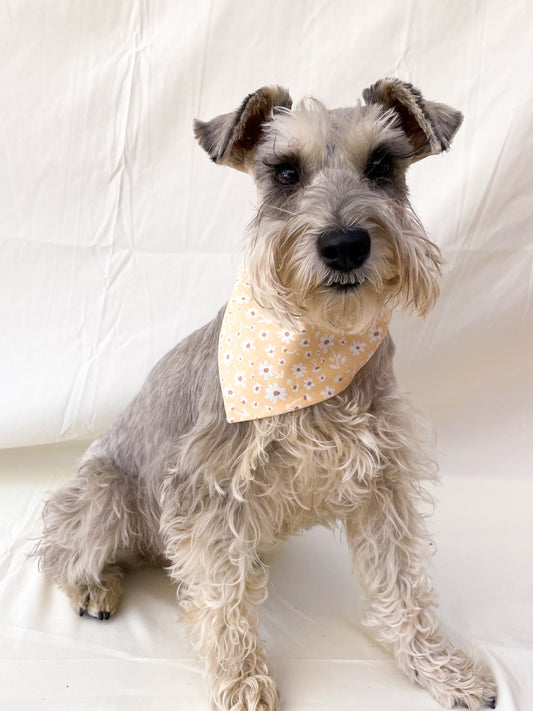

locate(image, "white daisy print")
[[265, 383, 287, 403], [218, 262, 391, 422], [258, 361, 273, 379], [291, 363, 306, 378], [278, 329, 295, 344], [241, 338, 255, 352], [369, 327, 383, 342], [350, 340, 367, 355], [318, 334, 335, 352]]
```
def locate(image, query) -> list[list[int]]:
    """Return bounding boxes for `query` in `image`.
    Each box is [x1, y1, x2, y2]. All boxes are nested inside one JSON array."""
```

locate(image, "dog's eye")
[[365, 149, 394, 183], [274, 165, 299, 186]]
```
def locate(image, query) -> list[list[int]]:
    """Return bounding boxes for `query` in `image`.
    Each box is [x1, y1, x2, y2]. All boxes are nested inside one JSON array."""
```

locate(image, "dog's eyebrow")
[[261, 151, 301, 168]]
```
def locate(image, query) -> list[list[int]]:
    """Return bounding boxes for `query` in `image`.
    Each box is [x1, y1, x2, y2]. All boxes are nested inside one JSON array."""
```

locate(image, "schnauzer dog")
[[35, 78, 497, 710]]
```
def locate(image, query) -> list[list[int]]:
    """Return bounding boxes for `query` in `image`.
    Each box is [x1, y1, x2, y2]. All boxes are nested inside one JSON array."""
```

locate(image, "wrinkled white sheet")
[[1, 0, 532, 709], [1, 442, 532, 710]]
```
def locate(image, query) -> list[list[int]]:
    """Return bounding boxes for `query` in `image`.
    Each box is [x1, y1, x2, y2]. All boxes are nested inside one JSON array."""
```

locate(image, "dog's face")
[[195, 80, 462, 333]]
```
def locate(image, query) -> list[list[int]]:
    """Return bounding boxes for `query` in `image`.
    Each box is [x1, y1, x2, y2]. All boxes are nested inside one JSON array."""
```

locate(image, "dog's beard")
[[246, 200, 441, 335]]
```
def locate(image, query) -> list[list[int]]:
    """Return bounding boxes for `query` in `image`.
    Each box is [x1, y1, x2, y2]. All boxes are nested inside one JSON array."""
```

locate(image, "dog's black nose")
[[318, 228, 371, 272]]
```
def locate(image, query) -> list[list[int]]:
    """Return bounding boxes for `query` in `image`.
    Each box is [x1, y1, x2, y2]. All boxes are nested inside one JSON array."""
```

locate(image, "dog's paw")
[[416, 648, 497, 710], [214, 673, 280, 711], [454, 695, 496, 710], [67, 569, 124, 621], [76, 585, 121, 620]]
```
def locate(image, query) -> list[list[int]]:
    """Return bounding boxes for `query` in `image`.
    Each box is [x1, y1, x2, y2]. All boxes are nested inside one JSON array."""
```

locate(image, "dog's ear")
[[194, 86, 293, 172], [363, 78, 463, 162]]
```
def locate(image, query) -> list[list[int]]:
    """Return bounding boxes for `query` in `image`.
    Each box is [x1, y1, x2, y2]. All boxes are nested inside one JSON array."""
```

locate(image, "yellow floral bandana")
[[218, 265, 391, 423]]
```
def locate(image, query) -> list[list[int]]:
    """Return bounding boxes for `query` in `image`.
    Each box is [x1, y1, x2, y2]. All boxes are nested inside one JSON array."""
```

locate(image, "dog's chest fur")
[[148, 313, 399, 548], [93, 306, 398, 548], [245, 335, 397, 537]]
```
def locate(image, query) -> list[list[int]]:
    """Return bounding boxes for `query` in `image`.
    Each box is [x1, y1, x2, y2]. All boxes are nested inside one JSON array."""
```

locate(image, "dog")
[[35, 78, 497, 710]]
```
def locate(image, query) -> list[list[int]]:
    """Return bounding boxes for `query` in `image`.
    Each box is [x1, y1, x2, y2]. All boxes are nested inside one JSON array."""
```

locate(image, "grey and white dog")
[[36, 79, 497, 710]]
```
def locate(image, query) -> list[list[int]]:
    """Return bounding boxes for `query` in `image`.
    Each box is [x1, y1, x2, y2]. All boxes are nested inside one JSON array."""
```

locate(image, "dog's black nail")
[[79, 607, 85, 617], [488, 697, 496, 709], [98, 611, 104, 620], [104, 611, 110, 620]]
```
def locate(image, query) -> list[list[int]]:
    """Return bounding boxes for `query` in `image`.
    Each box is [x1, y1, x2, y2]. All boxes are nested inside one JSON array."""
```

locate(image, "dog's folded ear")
[[363, 78, 463, 161], [194, 86, 293, 172]]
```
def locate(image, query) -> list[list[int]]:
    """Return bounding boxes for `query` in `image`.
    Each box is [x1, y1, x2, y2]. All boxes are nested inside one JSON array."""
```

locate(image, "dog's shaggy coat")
[[35, 79, 497, 710]]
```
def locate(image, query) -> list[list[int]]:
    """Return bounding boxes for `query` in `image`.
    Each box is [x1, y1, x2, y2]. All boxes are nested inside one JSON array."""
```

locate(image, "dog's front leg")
[[345, 476, 496, 710], [165, 513, 279, 711]]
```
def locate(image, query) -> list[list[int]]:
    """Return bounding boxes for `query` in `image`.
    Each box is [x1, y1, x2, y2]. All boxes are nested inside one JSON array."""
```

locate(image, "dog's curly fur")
[[35, 79, 497, 710]]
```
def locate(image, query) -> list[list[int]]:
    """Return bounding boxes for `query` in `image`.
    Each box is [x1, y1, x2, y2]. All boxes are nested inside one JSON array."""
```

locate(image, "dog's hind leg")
[[35, 456, 139, 619], [345, 472, 497, 710]]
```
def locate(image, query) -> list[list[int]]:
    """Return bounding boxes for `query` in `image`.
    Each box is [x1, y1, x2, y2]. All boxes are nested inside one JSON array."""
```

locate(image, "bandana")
[[218, 265, 391, 423]]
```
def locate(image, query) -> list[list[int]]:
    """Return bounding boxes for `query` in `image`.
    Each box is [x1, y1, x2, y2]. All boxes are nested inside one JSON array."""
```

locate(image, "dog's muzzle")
[[318, 227, 371, 272]]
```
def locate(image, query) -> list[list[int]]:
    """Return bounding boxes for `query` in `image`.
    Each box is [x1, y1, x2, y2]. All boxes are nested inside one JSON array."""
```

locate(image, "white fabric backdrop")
[[1, 1, 532, 710], [1, 0, 531, 455]]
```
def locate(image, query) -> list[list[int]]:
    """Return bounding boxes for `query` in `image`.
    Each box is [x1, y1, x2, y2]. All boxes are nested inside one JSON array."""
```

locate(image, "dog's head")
[[194, 79, 462, 333]]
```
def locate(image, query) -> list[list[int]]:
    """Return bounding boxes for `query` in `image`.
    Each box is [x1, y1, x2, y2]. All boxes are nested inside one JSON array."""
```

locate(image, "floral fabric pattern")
[[218, 265, 391, 423]]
